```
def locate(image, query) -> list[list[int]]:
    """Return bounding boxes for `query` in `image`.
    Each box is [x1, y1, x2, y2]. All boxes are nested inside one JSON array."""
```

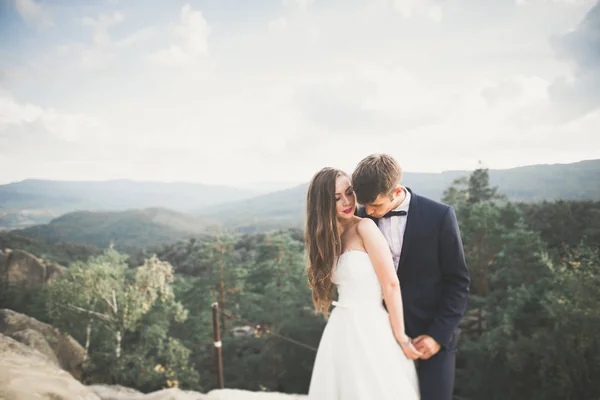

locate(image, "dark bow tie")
[[382, 210, 407, 218]]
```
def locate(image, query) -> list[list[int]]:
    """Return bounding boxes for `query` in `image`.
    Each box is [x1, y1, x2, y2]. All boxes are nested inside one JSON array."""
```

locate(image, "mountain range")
[[1, 160, 599, 244], [0, 179, 258, 229], [12, 207, 214, 254], [196, 159, 600, 231]]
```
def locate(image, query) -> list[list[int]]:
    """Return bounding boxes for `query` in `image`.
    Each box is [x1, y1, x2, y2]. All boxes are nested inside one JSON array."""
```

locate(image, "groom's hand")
[[413, 335, 441, 360]]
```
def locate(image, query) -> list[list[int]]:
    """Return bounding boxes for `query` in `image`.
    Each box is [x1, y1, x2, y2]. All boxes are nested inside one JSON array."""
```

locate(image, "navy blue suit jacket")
[[359, 188, 470, 348]]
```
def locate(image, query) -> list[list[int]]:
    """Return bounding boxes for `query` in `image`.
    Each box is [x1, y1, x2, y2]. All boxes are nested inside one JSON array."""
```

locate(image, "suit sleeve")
[[426, 206, 470, 348]]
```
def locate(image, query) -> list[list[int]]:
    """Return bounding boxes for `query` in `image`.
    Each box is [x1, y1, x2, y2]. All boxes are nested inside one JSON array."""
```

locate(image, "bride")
[[305, 167, 421, 399]]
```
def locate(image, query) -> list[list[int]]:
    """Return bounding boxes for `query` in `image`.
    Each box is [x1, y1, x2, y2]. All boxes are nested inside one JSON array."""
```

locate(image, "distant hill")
[[4, 160, 599, 243], [407, 159, 600, 202], [0, 232, 100, 266], [197, 159, 600, 231], [0, 179, 257, 229], [197, 183, 308, 232], [14, 208, 214, 253], [0, 210, 59, 230]]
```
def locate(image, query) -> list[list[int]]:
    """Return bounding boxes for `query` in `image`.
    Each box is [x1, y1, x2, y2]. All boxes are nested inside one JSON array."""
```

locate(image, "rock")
[[144, 388, 205, 399], [0, 330, 50, 362], [89, 385, 208, 400], [5, 249, 47, 286], [87, 385, 145, 400], [10, 328, 60, 366], [0, 332, 101, 400], [88, 385, 207, 400], [87, 385, 307, 400], [46, 261, 67, 282], [0, 311, 307, 400], [0, 309, 86, 379], [0, 248, 66, 288], [0, 249, 9, 279], [205, 389, 306, 399]]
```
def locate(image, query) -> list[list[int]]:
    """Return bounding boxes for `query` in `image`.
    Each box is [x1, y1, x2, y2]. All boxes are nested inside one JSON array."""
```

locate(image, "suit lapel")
[[397, 187, 418, 272]]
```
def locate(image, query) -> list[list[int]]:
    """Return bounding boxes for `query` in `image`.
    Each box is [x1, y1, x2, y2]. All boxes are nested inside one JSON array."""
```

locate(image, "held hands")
[[412, 335, 441, 360], [397, 334, 423, 360]]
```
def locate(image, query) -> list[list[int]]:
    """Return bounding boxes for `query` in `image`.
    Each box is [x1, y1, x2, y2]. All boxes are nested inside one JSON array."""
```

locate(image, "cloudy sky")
[[0, 0, 599, 186]]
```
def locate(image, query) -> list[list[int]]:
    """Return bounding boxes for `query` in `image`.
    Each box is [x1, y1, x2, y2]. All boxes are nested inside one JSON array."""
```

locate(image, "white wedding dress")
[[308, 250, 420, 400]]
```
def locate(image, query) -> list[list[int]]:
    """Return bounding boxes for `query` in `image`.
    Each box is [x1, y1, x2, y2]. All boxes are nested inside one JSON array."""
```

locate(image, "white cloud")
[[269, 17, 288, 33], [77, 12, 125, 69], [0, 88, 104, 143], [516, 0, 594, 5], [393, 0, 443, 22], [281, 64, 579, 175], [80, 12, 125, 46], [296, 67, 552, 137], [15, 0, 54, 28], [68, 12, 154, 70], [2, 0, 599, 184], [549, 0, 600, 120], [115, 27, 156, 47], [306, 25, 320, 40], [291, 66, 446, 136], [0, 88, 43, 126], [283, 0, 316, 10], [479, 75, 551, 126], [40, 111, 103, 143], [149, 4, 211, 67]]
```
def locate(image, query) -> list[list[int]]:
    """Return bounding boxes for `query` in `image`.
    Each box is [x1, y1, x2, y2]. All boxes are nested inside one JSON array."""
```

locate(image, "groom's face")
[[362, 187, 404, 218]]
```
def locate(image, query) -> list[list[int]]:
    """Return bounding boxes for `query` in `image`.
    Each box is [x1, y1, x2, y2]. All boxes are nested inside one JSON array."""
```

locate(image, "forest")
[[1, 167, 599, 400]]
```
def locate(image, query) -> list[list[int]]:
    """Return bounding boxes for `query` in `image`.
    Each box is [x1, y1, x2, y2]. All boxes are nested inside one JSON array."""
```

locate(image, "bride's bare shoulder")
[[355, 217, 377, 237]]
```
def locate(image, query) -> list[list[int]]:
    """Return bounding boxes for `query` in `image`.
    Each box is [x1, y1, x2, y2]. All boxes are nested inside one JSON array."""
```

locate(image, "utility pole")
[[211, 301, 224, 389], [216, 233, 227, 331]]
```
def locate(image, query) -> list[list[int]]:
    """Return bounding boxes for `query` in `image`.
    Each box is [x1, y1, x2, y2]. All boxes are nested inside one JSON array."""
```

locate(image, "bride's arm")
[[357, 218, 422, 360]]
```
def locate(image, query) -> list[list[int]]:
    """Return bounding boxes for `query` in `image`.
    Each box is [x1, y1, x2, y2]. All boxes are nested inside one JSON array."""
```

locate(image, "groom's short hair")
[[352, 154, 403, 204]]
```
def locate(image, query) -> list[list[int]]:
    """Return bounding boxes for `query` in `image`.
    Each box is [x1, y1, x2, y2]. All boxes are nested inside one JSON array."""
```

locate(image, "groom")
[[352, 154, 470, 400]]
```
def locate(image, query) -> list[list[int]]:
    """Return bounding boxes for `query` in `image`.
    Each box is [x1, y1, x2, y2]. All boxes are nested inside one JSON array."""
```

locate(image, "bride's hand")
[[397, 335, 422, 360]]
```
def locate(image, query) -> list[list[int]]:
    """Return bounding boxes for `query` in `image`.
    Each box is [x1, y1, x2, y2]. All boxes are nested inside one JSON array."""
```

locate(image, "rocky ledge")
[[0, 309, 306, 400]]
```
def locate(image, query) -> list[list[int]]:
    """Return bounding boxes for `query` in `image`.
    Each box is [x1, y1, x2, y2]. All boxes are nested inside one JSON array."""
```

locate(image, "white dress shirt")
[[378, 188, 411, 271]]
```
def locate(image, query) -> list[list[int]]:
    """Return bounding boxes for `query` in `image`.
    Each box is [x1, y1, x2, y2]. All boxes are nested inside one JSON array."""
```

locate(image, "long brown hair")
[[305, 167, 347, 316]]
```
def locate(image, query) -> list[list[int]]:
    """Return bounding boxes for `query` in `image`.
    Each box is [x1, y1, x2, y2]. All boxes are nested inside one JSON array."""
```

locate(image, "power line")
[[217, 307, 318, 352]]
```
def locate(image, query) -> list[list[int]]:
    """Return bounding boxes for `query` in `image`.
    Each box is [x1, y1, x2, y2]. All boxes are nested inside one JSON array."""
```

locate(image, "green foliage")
[[517, 200, 600, 254], [233, 232, 320, 393], [159, 230, 322, 393], [442, 167, 507, 297], [4, 165, 600, 396], [459, 245, 600, 400], [448, 167, 600, 400], [0, 281, 51, 323], [46, 249, 197, 391], [0, 232, 99, 266]]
